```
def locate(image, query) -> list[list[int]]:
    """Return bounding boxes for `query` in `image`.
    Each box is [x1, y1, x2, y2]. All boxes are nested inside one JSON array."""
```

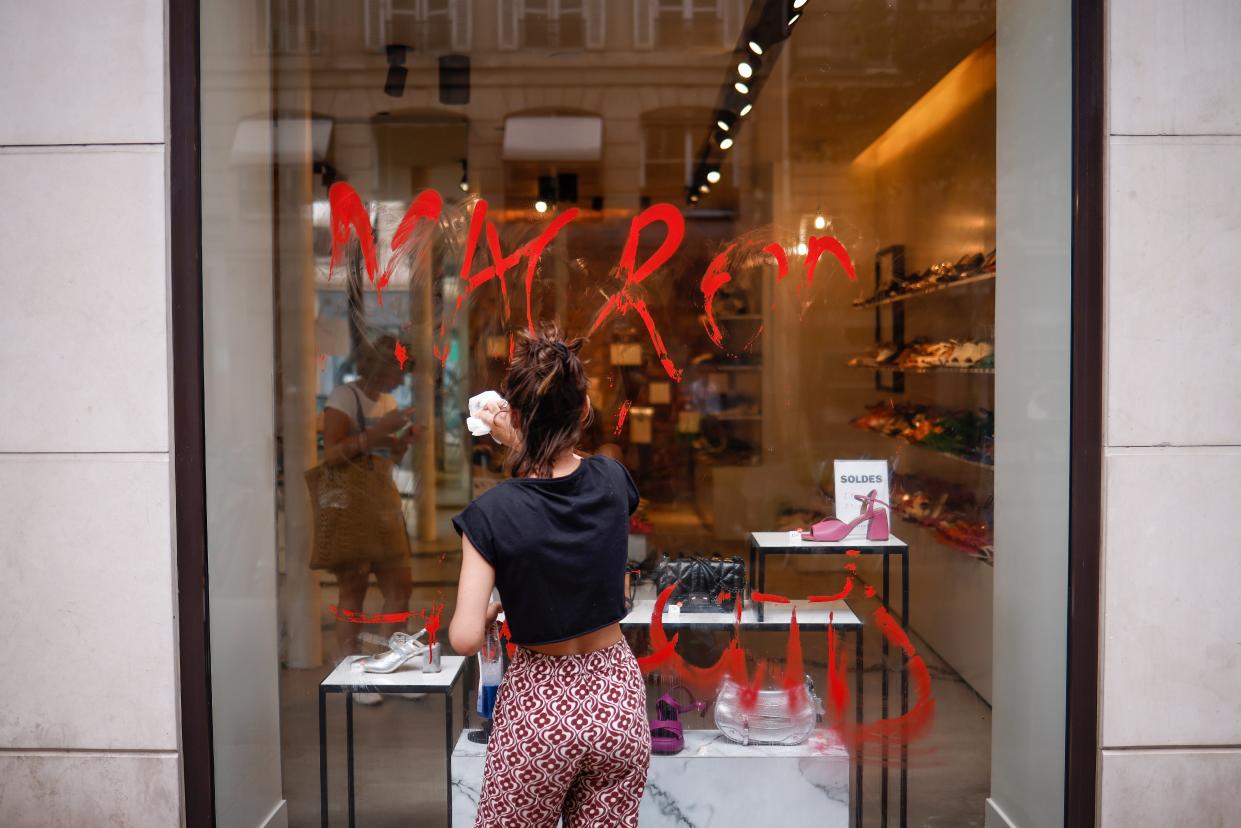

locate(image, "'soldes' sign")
[[325, 182, 858, 381]]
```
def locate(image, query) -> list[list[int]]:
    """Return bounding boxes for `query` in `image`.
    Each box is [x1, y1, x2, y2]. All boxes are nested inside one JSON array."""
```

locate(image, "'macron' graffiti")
[[326, 182, 857, 380]]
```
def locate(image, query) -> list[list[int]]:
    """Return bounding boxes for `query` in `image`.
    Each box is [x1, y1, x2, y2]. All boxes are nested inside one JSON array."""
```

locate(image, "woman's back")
[[452, 454, 637, 647]]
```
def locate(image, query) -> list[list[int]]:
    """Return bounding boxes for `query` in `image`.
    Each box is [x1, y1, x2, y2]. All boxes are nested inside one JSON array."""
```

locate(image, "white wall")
[[0, 0, 181, 824], [1099, 1, 1241, 824]]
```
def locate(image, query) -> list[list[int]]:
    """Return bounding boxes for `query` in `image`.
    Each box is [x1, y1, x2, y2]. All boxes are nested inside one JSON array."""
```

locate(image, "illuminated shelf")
[[853, 270, 996, 309], [847, 362, 994, 375]]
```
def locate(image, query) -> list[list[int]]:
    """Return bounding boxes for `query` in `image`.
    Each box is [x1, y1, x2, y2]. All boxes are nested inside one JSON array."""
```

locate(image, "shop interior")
[[246, 1, 1000, 825]]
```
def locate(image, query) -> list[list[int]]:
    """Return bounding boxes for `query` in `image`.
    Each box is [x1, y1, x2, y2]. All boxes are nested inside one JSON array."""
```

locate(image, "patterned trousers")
[[475, 639, 651, 827]]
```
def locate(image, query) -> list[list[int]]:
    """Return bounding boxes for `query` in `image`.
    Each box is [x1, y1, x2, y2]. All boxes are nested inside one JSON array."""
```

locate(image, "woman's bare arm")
[[448, 535, 501, 656]]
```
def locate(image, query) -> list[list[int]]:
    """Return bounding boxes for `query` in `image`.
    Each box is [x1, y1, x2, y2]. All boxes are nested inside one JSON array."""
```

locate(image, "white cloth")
[[466, 390, 508, 443]]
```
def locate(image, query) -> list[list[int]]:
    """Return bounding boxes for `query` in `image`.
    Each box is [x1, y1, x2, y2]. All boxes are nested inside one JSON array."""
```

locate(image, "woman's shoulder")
[[324, 382, 359, 411]]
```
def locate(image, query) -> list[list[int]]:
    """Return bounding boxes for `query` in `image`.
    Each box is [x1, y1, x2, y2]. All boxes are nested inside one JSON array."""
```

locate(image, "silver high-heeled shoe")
[[356, 629, 429, 674]]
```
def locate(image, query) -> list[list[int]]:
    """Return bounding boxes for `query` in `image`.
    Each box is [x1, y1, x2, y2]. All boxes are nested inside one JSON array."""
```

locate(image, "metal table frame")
[[748, 532, 911, 828], [318, 655, 468, 828]]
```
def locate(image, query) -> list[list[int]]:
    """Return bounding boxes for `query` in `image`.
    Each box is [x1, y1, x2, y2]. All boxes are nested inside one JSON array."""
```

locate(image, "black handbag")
[[653, 555, 746, 613]]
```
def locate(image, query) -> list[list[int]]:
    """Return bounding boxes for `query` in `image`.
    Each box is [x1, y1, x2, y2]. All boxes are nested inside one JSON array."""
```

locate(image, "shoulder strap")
[[349, 384, 367, 436]]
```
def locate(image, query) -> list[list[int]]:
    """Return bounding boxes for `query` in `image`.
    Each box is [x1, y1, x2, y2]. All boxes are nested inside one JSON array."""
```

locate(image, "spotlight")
[[699, 183, 710, 193], [737, 61, 753, 79], [534, 200, 549, 213], [796, 242, 808, 256], [735, 81, 749, 95], [717, 120, 731, 131], [740, 104, 752, 117], [706, 169, 721, 184], [748, 41, 764, 56], [789, 13, 800, 25], [689, 194, 700, 204], [719, 137, 734, 150], [793, 0, 809, 8], [814, 213, 826, 230], [459, 180, 469, 192], [458, 159, 469, 192]]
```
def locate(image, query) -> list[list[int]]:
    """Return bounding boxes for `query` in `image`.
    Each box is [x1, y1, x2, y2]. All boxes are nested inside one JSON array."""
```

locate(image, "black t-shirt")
[[451, 455, 639, 646]]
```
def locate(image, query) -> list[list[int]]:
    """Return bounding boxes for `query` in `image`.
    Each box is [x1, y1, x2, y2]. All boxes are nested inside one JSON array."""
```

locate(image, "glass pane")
[[201, 0, 1018, 825]]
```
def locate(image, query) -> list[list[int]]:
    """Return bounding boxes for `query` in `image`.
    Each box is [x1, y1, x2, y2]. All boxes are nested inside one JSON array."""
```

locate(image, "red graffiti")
[[807, 576, 855, 602], [326, 187, 857, 379], [327, 183, 378, 287], [394, 340, 408, 370], [700, 244, 736, 348], [805, 235, 857, 288], [521, 208, 579, 332], [614, 400, 632, 435], [751, 591, 791, 604], [329, 605, 414, 625], [378, 188, 442, 302], [827, 606, 936, 749], [589, 204, 686, 381], [637, 584, 935, 759], [763, 241, 789, 281]]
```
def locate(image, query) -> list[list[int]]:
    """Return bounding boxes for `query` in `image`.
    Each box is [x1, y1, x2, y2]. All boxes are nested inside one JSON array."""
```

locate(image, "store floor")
[[279, 562, 990, 827]]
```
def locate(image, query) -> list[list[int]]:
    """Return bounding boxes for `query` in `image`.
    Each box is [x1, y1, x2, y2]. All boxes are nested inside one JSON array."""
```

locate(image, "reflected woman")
[[321, 335, 418, 702], [449, 325, 650, 828]]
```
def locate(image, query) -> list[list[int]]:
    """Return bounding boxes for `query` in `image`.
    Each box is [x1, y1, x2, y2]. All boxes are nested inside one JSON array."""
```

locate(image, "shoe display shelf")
[[853, 269, 995, 309]]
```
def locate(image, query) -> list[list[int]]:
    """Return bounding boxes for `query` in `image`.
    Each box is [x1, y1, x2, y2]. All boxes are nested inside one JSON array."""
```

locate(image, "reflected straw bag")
[[305, 387, 411, 570]]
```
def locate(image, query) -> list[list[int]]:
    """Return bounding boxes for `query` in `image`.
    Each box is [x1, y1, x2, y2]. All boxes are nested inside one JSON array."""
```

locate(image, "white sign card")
[[833, 459, 890, 542]]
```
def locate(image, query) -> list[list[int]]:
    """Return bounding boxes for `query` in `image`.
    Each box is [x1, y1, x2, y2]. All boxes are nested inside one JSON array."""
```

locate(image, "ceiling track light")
[[748, 40, 764, 56], [534, 200, 549, 213], [737, 61, 754, 79], [788, 13, 800, 25], [793, 0, 809, 9], [734, 81, 750, 95], [719, 137, 734, 150], [740, 104, 752, 117], [699, 183, 710, 193], [706, 169, 721, 184], [717, 119, 731, 131]]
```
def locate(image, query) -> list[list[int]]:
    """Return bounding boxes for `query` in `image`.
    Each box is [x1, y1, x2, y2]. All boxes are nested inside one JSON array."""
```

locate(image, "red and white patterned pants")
[[475, 639, 650, 827]]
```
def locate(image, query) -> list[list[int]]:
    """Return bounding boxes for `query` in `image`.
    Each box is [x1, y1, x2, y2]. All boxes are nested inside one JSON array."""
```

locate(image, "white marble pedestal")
[[451, 729, 850, 827]]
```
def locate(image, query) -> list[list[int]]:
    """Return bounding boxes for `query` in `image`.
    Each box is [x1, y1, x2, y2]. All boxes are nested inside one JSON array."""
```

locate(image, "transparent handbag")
[[713, 675, 823, 746]]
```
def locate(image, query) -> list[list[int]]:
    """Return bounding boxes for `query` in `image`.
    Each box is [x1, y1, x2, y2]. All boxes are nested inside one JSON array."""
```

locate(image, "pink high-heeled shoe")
[[801, 490, 891, 542]]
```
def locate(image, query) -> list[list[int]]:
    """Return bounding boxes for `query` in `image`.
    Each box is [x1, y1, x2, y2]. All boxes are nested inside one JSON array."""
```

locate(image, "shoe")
[[801, 490, 891, 542], [650, 688, 708, 756], [355, 629, 429, 674], [354, 692, 383, 706]]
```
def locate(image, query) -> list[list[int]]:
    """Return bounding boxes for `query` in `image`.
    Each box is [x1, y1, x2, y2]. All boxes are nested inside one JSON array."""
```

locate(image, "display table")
[[318, 654, 467, 828], [622, 596, 864, 826], [450, 728, 850, 827], [621, 596, 861, 631], [748, 532, 911, 827]]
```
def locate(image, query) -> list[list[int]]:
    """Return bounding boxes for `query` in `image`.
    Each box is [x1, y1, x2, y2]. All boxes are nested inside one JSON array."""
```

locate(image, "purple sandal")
[[650, 687, 708, 755]]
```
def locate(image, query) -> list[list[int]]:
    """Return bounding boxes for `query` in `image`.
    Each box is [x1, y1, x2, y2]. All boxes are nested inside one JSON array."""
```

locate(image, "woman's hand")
[[478, 400, 518, 447], [486, 601, 503, 626], [375, 406, 416, 436]]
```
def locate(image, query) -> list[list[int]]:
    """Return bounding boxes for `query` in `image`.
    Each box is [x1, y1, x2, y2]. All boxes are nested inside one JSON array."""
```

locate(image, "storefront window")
[[202, 1, 1015, 824]]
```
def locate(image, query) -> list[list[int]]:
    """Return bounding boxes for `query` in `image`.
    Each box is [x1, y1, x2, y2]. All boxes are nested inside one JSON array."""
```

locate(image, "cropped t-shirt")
[[451, 455, 639, 646]]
